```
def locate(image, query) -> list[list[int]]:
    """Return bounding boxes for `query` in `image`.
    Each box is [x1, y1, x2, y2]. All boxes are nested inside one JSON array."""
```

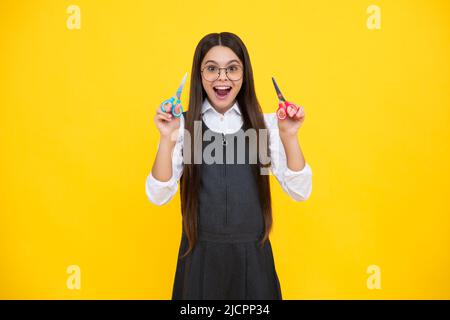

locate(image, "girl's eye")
[[207, 66, 218, 72]]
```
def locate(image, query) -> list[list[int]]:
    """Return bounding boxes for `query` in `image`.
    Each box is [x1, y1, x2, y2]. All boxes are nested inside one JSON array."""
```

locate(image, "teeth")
[[214, 86, 231, 89]]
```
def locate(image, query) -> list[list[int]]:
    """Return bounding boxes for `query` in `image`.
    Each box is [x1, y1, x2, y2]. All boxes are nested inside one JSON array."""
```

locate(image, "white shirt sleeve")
[[264, 113, 313, 201], [145, 116, 185, 206]]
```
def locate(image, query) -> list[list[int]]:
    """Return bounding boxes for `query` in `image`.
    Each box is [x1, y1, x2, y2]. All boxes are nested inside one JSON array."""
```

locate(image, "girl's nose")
[[218, 68, 228, 81]]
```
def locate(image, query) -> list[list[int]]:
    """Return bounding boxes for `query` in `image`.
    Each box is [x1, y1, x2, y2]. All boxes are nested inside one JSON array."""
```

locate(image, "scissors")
[[160, 72, 188, 118], [272, 77, 299, 120]]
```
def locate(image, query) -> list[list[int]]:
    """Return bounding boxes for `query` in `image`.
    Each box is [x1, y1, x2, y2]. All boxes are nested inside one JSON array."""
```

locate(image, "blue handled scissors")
[[160, 72, 188, 118]]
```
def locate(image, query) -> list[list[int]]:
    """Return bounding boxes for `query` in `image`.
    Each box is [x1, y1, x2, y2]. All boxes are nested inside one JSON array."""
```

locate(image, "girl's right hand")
[[154, 105, 181, 141]]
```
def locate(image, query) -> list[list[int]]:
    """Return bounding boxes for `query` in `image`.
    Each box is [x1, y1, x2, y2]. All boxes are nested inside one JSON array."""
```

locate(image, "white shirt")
[[146, 98, 313, 206]]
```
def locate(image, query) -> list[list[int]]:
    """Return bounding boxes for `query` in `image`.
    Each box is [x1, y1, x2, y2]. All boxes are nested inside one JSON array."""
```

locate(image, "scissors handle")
[[160, 97, 183, 118], [171, 99, 183, 118], [276, 102, 287, 120], [276, 100, 299, 120]]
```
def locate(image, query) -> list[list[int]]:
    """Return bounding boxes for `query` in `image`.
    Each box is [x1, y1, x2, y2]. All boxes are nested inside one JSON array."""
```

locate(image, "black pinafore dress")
[[172, 114, 282, 300]]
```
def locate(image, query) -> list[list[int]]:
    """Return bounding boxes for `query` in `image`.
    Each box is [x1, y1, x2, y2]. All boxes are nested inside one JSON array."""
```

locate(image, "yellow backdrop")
[[1, 0, 449, 299]]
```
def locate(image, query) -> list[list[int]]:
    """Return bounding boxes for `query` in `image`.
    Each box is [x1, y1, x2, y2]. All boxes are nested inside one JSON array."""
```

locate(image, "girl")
[[146, 32, 312, 300]]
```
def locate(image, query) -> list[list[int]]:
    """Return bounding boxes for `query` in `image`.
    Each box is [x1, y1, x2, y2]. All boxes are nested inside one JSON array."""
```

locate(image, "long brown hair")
[[180, 32, 272, 258]]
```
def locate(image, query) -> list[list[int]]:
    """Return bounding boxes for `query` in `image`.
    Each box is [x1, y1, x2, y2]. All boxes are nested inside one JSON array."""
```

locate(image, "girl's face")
[[201, 46, 244, 113]]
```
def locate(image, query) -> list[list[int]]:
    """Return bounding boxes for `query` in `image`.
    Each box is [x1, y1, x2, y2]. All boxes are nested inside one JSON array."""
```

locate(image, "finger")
[[157, 104, 171, 118], [287, 104, 297, 118], [160, 101, 173, 114], [172, 103, 182, 115], [156, 105, 166, 115], [157, 106, 173, 119], [158, 103, 174, 121], [294, 106, 305, 120], [155, 114, 172, 122], [277, 107, 287, 120]]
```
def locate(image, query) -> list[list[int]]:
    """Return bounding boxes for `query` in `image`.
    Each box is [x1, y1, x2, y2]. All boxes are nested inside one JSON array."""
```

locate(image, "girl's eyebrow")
[[203, 59, 241, 66]]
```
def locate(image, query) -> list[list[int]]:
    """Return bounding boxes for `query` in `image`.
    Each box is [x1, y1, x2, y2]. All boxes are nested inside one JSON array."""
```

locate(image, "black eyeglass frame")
[[200, 65, 244, 82]]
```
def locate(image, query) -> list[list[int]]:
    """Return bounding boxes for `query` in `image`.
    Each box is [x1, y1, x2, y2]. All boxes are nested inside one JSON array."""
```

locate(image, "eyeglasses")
[[201, 64, 243, 82]]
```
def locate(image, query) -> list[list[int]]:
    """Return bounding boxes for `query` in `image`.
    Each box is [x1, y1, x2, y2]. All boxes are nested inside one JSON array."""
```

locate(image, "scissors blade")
[[272, 77, 286, 102], [175, 72, 188, 100]]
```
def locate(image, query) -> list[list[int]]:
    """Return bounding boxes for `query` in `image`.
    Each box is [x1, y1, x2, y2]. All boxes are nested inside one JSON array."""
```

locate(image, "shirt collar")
[[201, 97, 242, 116]]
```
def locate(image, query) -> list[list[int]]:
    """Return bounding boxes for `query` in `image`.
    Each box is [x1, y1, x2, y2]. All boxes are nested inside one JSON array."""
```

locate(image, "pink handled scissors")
[[160, 72, 188, 118], [272, 77, 299, 120]]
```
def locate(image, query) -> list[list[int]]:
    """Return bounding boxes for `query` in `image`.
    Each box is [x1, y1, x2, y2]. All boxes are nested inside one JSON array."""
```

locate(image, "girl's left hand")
[[278, 104, 306, 136]]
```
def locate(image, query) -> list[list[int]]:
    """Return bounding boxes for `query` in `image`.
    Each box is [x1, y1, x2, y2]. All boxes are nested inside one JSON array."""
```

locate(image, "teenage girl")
[[146, 32, 312, 300]]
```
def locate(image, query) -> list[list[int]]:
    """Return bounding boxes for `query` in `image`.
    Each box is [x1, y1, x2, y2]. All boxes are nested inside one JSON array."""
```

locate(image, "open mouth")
[[213, 86, 232, 100]]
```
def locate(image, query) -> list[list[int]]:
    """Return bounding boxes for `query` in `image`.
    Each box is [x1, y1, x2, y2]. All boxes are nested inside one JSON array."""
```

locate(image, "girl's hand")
[[154, 105, 181, 141], [278, 104, 305, 137]]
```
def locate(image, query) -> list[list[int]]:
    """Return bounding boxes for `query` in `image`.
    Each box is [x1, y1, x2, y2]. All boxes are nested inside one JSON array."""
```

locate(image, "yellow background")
[[1, 0, 449, 299]]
